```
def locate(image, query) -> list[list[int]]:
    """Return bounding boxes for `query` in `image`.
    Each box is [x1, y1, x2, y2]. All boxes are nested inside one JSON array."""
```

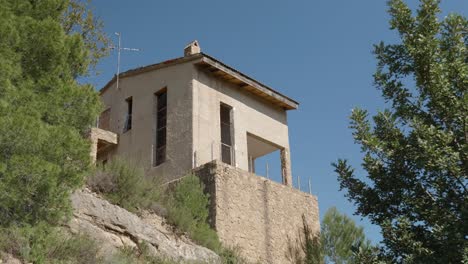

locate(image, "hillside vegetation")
[[88, 158, 247, 263]]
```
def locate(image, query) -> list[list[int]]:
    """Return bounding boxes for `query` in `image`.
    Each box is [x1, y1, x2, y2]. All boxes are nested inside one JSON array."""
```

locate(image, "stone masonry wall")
[[194, 161, 320, 264]]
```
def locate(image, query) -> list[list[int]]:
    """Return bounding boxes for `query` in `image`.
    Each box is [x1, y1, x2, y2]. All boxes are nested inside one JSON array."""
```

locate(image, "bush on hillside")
[[87, 157, 162, 213], [165, 175, 221, 252], [0, 223, 181, 264], [0, 223, 101, 264], [105, 242, 177, 264], [219, 247, 250, 264], [89, 159, 247, 262]]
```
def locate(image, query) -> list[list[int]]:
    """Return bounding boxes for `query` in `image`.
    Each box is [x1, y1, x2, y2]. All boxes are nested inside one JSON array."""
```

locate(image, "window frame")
[[123, 97, 133, 133], [153, 88, 167, 167], [220, 103, 235, 166]]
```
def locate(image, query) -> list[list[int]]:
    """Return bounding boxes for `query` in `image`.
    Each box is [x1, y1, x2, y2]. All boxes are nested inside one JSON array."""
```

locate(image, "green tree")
[[321, 207, 372, 264], [333, 0, 467, 263], [0, 0, 103, 226], [61, 0, 110, 73]]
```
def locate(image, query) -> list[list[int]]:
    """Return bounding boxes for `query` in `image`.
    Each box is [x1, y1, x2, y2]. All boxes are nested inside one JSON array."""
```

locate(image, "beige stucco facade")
[[98, 61, 194, 181], [98, 44, 296, 184], [192, 68, 290, 173]]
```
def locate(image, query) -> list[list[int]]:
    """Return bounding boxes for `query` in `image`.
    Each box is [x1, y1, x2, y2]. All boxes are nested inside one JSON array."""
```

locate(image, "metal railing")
[[192, 140, 236, 168]]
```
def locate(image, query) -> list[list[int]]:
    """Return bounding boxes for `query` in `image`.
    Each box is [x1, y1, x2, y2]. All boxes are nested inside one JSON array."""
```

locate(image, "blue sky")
[[86, 0, 467, 244]]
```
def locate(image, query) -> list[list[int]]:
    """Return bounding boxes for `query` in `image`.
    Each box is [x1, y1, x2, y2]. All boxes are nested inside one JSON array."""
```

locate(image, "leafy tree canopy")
[[0, 0, 105, 226], [333, 0, 467, 263]]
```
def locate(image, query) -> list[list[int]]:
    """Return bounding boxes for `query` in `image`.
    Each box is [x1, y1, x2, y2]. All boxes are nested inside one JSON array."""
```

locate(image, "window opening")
[[124, 97, 132, 132], [154, 91, 167, 166], [220, 104, 234, 165]]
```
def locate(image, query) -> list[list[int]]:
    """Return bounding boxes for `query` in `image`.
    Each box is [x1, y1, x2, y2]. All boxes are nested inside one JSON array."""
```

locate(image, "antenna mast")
[[110, 32, 140, 89]]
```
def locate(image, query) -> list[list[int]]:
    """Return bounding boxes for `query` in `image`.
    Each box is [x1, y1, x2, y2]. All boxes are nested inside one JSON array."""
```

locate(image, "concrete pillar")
[[280, 148, 292, 186], [89, 135, 98, 164]]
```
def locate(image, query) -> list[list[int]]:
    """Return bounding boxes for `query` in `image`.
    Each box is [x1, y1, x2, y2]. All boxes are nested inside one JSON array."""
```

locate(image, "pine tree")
[[0, 0, 105, 226], [321, 207, 373, 264], [333, 0, 467, 263]]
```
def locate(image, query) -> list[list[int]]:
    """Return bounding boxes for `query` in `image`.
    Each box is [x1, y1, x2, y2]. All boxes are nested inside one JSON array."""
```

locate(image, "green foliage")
[[218, 247, 250, 264], [350, 242, 385, 264], [0, 224, 180, 264], [288, 209, 377, 264], [88, 157, 162, 213], [61, 0, 110, 74], [303, 217, 323, 264], [166, 175, 221, 252], [286, 215, 323, 264], [333, 0, 467, 263], [105, 242, 177, 264], [0, 223, 101, 264], [0, 0, 102, 227], [321, 207, 372, 264], [89, 162, 245, 262]]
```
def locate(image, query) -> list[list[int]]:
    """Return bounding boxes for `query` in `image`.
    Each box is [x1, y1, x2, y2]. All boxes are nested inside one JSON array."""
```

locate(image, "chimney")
[[184, 40, 201, 56]]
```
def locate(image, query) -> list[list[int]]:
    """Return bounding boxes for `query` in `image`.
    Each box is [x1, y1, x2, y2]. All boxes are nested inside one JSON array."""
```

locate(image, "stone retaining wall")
[[194, 161, 319, 264]]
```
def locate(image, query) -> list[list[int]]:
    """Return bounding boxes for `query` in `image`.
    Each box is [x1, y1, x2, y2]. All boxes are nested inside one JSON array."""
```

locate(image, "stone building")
[[91, 41, 319, 263]]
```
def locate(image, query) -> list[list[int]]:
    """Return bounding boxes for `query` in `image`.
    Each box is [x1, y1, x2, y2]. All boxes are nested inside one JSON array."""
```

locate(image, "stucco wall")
[[194, 161, 320, 264], [99, 62, 194, 181], [100, 60, 292, 182], [192, 68, 291, 174]]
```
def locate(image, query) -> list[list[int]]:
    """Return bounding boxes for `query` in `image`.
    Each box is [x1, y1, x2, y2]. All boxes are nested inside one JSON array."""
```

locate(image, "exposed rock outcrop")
[[0, 253, 23, 264], [68, 189, 220, 263]]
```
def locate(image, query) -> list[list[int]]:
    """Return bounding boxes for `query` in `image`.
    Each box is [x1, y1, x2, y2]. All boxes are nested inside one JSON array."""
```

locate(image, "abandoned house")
[[91, 41, 319, 264]]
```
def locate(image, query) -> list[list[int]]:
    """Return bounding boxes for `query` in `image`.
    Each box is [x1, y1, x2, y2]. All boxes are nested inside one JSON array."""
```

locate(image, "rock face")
[[0, 253, 23, 264], [69, 189, 220, 263]]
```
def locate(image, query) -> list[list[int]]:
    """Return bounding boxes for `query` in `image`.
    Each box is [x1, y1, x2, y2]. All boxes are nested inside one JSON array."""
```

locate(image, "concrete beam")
[[88, 127, 118, 163]]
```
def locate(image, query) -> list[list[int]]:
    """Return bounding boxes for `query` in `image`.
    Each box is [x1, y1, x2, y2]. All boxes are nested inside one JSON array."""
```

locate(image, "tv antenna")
[[110, 32, 140, 89]]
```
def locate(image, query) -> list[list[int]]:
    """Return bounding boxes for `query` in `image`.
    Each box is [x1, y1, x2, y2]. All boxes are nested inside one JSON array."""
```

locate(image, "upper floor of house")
[[95, 41, 299, 185]]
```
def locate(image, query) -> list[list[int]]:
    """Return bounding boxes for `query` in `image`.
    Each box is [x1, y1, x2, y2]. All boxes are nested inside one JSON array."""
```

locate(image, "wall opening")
[[123, 97, 132, 132], [154, 89, 167, 166], [247, 133, 283, 184], [220, 103, 234, 165], [98, 108, 111, 131]]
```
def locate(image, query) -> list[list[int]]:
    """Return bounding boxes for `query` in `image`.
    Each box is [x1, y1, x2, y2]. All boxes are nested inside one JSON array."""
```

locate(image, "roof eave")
[[98, 53, 299, 111], [99, 53, 204, 95], [196, 54, 299, 110]]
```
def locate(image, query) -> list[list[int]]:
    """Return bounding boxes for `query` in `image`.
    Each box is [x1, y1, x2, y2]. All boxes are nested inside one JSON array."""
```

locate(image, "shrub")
[[105, 242, 177, 264], [87, 157, 162, 213], [0, 223, 182, 264], [286, 215, 323, 264], [219, 247, 250, 264], [90, 162, 247, 262], [0, 223, 101, 264], [165, 175, 221, 252]]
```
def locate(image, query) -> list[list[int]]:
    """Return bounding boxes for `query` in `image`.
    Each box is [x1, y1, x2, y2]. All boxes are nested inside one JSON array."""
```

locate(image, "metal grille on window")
[[124, 97, 132, 132], [154, 91, 167, 166], [220, 104, 233, 165]]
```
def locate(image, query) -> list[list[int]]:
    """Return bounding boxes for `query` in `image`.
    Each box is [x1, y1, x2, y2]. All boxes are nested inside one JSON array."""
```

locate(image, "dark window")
[[124, 97, 132, 132], [98, 108, 111, 130], [154, 90, 167, 166], [220, 104, 234, 165]]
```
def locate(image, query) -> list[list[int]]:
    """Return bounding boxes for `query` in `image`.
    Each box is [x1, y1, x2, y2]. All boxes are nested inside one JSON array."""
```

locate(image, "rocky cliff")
[[68, 189, 220, 263]]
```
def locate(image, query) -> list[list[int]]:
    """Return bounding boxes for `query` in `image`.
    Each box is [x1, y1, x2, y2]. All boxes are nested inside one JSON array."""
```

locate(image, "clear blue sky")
[[86, 0, 467, 244]]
